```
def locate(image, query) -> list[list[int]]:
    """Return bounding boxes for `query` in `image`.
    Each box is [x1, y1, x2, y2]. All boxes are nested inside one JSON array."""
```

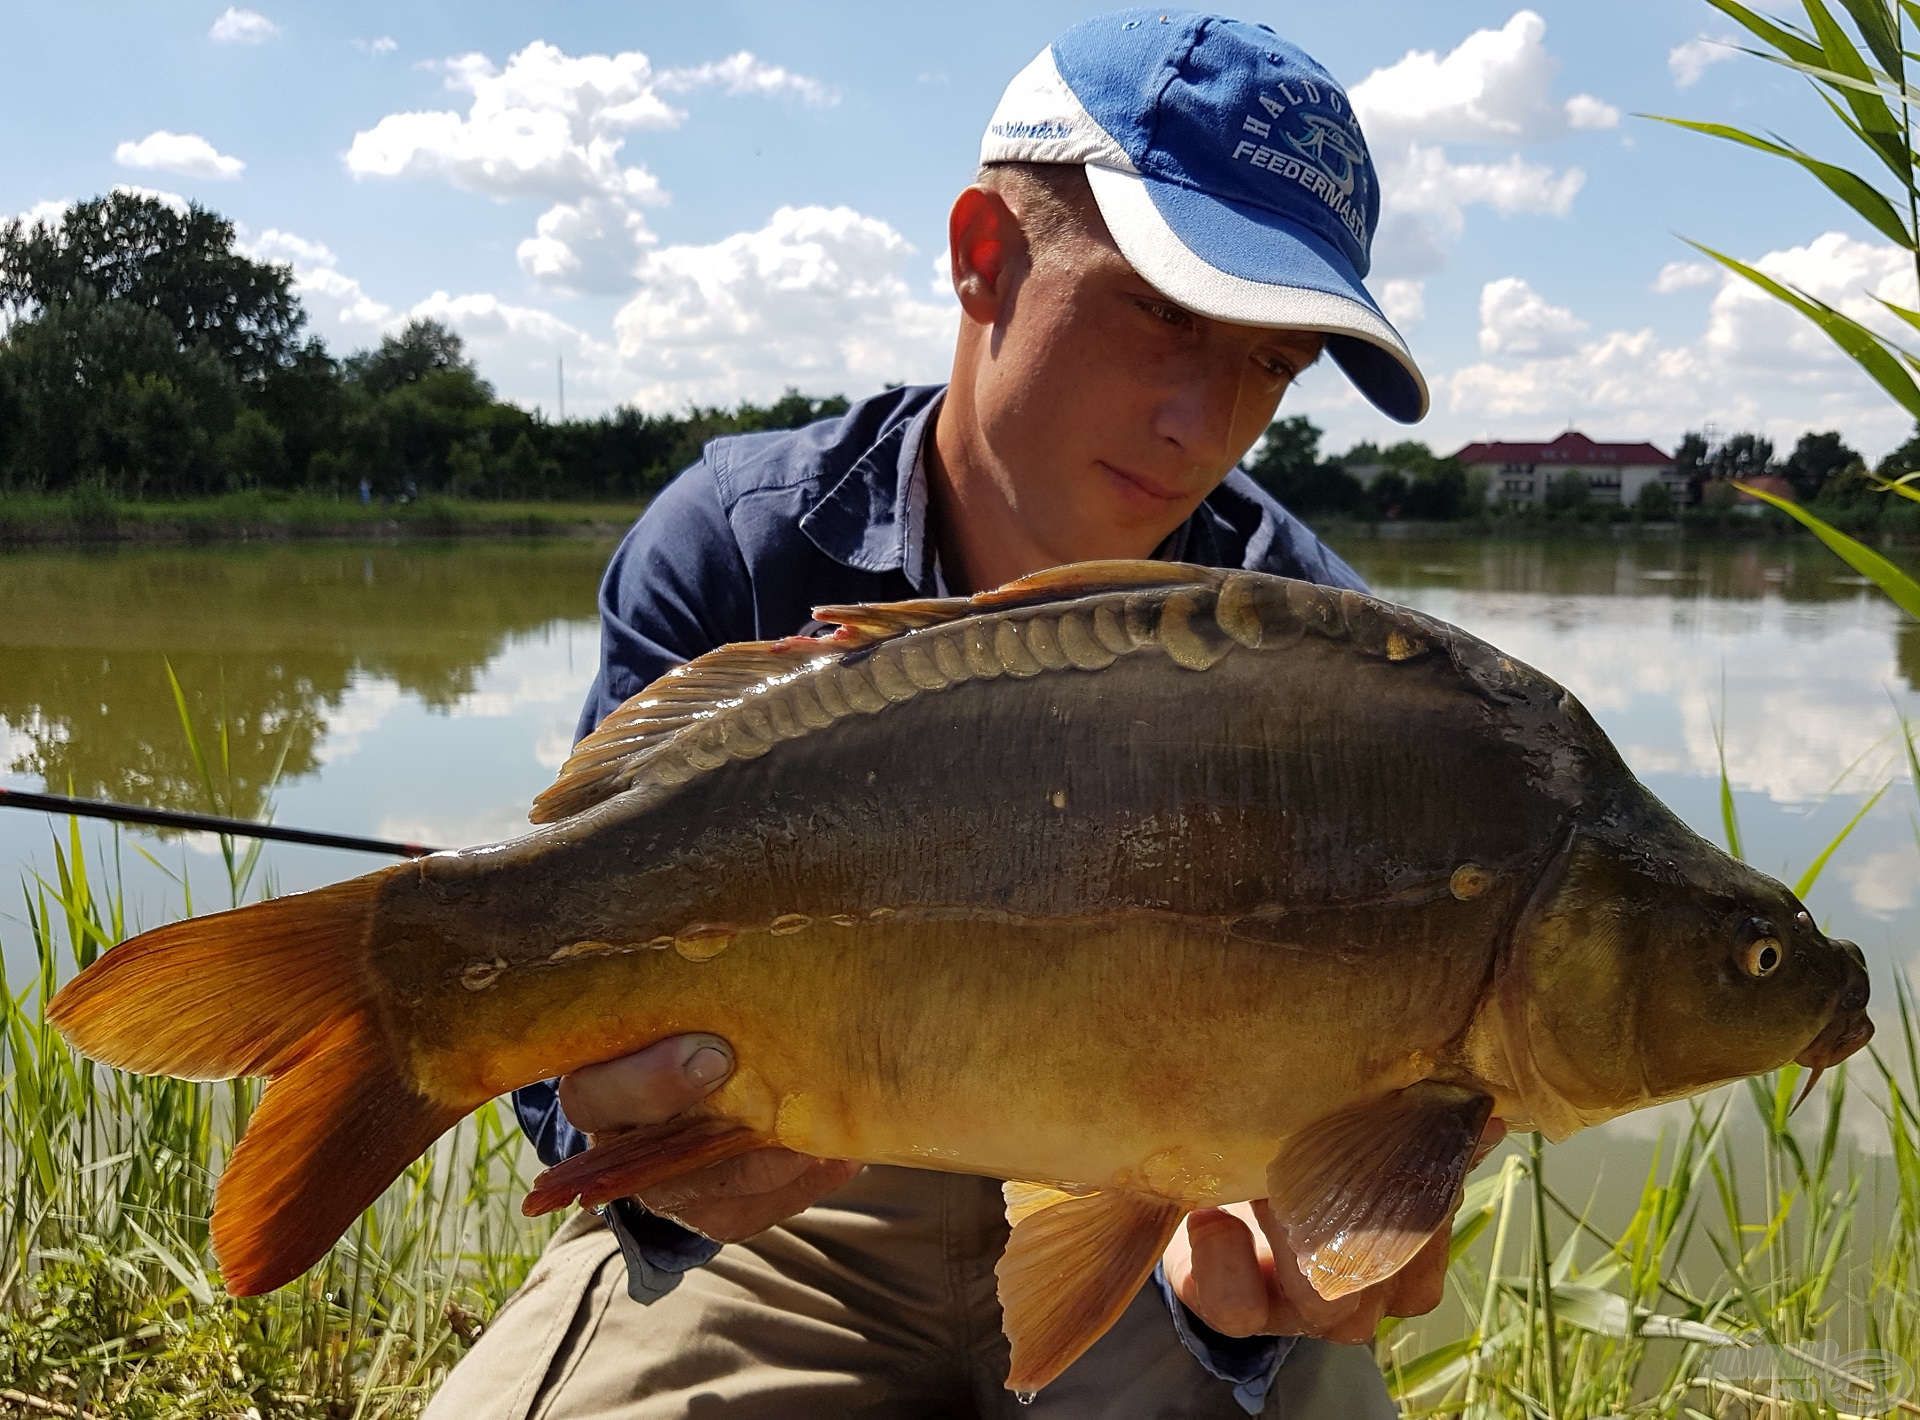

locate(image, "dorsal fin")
[[532, 560, 1222, 824], [529, 637, 838, 824], [810, 559, 1218, 644]]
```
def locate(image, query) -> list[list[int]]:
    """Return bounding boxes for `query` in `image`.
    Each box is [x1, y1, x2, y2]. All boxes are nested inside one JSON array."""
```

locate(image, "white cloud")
[[1479, 276, 1588, 356], [209, 6, 276, 44], [1375, 145, 1585, 277], [1350, 12, 1567, 146], [1435, 231, 1920, 462], [234, 226, 393, 328], [1703, 231, 1917, 376], [516, 196, 658, 294], [1380, 277, 1426, 328], [612, 204, 952, 410], [114, 130, 244, 180], [346, 43, 680, 199], [1654, 259, 1716, 293], [242, 228, 334, 266], [111, 184, 191, 213], [657, 52, 838, 107], [352, 35, 397, 56], [1564, 93, 1620, 130], [1347, 12, 1593, 281], [1670, 36, 1737, 88], [348, 41, 833, 296], [12, 197, 70, 230], [1841, 847, 1918, 919]]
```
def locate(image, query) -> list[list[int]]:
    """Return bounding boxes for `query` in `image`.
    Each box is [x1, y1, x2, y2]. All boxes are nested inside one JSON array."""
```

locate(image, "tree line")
[[1240, 417, 1916, 527], [2, 191, 1911, 526], [0, 192, 849, 503]]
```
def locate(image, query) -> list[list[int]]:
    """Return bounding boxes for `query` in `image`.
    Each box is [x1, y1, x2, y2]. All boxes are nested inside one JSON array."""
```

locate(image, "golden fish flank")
[[46, 559, 1874, 1399]]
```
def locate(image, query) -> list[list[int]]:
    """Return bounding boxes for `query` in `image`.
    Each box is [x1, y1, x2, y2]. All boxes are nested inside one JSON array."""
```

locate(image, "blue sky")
[[5, 2, 1912, 461]]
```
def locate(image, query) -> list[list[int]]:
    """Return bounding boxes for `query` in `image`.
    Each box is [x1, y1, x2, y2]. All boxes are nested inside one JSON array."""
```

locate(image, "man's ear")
[[948, 185, 1027, 323]]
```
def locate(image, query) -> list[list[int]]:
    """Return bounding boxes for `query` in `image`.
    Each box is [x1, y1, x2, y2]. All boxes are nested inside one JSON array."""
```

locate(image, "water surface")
[[3, 533, 1916, 1265]]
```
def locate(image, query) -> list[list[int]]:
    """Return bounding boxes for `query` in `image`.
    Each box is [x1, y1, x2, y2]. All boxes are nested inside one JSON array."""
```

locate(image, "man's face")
[[962, 215, 1324, 565]]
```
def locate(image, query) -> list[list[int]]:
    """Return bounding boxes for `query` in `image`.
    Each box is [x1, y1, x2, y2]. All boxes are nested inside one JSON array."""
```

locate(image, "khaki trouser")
[[427, 1166, 1400, 1420]]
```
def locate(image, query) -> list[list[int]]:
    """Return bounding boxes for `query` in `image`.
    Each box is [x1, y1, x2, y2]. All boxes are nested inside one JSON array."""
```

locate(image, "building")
[[1450, 431, 1684, 508]]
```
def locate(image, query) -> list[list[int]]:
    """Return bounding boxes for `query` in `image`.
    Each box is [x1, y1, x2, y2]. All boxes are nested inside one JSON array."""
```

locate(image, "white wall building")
[[1451, 431, 1684, 508]]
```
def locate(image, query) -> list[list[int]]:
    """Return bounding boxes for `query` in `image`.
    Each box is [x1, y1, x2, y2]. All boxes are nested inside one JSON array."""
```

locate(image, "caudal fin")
[[48, 872, 468, 1295]]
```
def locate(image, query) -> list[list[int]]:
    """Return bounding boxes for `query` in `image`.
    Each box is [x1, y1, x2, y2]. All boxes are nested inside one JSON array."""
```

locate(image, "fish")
[[47, 559, 1874, 1394]]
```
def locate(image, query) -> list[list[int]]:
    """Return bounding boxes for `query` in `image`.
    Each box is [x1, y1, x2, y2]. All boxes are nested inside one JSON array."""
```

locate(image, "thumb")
[[559, 1034, 735, 1133]]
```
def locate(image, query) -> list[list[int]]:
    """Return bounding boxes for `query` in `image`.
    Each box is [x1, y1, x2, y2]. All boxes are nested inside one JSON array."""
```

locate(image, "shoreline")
[[4, 497, 1916, 550], [0, 495, 644, 548]]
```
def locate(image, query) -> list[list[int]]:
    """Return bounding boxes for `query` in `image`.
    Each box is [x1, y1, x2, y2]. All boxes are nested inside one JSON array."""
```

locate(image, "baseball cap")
[[980, 8, 1427, 423]]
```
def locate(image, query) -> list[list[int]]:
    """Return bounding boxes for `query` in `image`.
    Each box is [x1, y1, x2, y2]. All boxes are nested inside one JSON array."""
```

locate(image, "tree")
[[1780, 430, 1859, 501], [217, 408, 290, 490], [1674, 430, 1710, 503], [1634, 479, 1676, 519], [1545, 468, 1591, 513], [345, 318, 486, 398], [0, 192, 303, 382], [1242, 415, 1365, 517], [1400, 459, 1469, 520], [254, 337, 344, 482], [1370, 468, 1409, 517], [1876, 422, 1920, 480], [1709, 432, 1774, 482], [0, 288, 236, 491]]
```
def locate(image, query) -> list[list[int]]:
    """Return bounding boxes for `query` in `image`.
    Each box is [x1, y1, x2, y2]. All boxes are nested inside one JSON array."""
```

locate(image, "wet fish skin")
[[46, 560, 1870, 1390]]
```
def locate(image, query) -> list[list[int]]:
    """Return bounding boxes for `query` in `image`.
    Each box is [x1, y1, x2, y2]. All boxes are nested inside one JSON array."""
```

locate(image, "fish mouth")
[[1795, 1009, 1874, 1072], [1788, 950, 1874, 1113]]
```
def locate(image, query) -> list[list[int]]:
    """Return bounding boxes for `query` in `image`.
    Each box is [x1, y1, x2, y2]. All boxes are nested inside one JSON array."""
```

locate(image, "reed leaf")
[[1733, 480, 1920, 616], [1644, 116, 1910, 243], [1691, 241, 1920, 418]]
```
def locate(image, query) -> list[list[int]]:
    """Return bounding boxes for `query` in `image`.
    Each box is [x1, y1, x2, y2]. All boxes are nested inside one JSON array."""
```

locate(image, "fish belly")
[[408, 906, 1462, 1206]]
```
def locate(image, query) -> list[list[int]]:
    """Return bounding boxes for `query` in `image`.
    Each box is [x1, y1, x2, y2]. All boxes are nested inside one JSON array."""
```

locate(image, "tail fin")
[[48, 872, 468, 1295]]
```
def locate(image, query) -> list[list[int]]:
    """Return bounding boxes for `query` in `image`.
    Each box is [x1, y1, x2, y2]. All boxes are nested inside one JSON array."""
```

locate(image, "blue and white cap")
[[981, 9, 1427, 423]]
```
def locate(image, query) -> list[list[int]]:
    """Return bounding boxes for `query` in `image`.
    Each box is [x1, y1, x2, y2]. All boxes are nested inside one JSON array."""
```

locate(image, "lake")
[[2, 531, 1916, 1277]]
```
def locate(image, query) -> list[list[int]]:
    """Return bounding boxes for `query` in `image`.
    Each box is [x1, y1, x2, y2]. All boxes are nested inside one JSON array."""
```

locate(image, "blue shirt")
[[515, 382, 1368, 1416]]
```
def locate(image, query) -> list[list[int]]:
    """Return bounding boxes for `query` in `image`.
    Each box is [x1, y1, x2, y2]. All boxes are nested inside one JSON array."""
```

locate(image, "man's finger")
[[1382, 1226, 1451, 1318], [558, 1034, 734, 1133], [663, 1159, 865, 1243], [639, 1147, 818, 1212], [1167, 1208, 1268, 1338], [1470, 1117, 1509, 1168]]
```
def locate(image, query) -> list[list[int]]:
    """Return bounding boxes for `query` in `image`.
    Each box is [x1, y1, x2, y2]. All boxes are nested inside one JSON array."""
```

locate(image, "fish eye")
[[1737, 916, 1784, 978]]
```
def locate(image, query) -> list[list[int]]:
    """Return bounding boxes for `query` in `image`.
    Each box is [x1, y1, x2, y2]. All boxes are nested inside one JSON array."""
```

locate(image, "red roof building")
[[1449, 431, 1683, 508]]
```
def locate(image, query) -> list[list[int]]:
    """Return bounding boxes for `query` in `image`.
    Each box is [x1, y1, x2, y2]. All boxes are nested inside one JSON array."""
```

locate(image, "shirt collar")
[[797, 386, 945, 591], [799, 382, 1238, 591]]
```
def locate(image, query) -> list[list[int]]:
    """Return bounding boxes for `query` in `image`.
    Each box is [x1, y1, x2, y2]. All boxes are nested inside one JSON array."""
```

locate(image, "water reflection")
[[0, 542, 615, 821]]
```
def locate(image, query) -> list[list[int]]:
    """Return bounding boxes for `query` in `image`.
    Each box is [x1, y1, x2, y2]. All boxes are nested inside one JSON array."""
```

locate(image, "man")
[[429, 10, 1498, 1417]]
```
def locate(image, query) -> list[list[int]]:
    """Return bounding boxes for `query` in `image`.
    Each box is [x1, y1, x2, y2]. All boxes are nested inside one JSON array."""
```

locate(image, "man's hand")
[[557, 1034, 863, 1243], [1162, 1118, 1508, 1343]]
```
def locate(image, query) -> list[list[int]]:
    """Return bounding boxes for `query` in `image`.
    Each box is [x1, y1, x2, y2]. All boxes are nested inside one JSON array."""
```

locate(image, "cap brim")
[[1083, 164, 1429, 424]]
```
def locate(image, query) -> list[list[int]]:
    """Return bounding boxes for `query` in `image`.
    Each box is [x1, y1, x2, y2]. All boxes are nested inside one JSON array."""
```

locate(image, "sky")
[[4, 1, 1916, 463]]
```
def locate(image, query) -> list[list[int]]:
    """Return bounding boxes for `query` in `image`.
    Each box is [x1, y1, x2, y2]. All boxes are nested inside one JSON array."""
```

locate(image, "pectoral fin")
[[1266, 1082, 1494, 1302], [521, 1116, 760, 1217], [996, 1182, 1185, 1394]]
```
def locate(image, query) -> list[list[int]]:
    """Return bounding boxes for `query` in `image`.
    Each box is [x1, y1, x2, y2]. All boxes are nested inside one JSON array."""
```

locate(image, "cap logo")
[[1284, 113, 1367, 202], [1231, 83, 1371, 245], [990, 118, 1075, 141]]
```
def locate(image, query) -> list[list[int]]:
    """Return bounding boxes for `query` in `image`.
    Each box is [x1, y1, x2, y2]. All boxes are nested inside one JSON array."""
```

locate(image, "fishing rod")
[[0, 786, 443, 859]]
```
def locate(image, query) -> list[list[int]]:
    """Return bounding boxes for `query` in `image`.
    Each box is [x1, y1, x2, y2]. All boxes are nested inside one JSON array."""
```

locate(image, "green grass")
[[0, 491, 645, 545], [0, 683, 558, 1417]]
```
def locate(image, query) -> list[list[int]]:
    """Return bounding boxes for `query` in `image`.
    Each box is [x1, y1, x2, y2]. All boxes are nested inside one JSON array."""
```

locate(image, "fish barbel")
[[48, 560, 1873, 1392]]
